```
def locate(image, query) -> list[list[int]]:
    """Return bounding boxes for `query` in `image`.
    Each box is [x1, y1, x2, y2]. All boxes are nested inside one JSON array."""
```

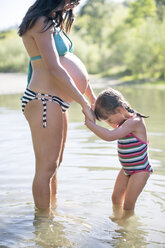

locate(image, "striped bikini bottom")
[[22, 88, 70, 128]]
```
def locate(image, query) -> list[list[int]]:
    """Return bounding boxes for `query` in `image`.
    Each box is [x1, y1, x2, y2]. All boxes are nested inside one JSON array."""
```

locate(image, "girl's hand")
[[85, 116, 95, 129], [82, 103, 95, 122]]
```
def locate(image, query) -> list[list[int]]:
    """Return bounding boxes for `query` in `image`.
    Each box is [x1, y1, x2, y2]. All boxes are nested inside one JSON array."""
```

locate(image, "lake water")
[[0, 85, 165, 248]]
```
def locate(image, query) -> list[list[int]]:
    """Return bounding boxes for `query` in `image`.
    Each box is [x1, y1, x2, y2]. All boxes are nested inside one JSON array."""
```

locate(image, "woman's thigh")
[[58, 111, 68, 167], [24, 100, 64, 172]]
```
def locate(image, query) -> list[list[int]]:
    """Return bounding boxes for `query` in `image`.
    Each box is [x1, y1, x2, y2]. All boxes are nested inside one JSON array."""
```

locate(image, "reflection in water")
[[32, 207, 74, 248], [0, 86, 165, 248], [110, 205, 134, 223], [33, 214, 73, 248], [113, 215, 148, 248]]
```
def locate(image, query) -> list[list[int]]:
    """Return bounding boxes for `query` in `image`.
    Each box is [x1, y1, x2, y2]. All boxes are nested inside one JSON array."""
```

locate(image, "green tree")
[[125, 0, 156, 26], [0, 30, 28, 72], [73, 0, 117, 72], [74, 0, 112, 47], [155, 0, 165, 21]]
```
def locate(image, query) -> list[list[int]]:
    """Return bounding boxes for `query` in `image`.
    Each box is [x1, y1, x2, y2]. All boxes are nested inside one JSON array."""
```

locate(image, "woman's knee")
[[47, 157, 60, 178], [36, 157, 59, 180]]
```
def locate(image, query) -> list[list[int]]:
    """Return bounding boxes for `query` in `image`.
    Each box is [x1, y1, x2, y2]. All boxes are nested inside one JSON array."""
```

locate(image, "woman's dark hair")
[[95, 88, 149, 120], [18, 0, 76, 36]]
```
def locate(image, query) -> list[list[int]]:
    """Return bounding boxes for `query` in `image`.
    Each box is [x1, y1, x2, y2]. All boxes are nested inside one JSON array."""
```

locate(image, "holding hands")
[[85, 115, 95, 128], [82, 103, 95, 123], [82, 82, 96, 122]]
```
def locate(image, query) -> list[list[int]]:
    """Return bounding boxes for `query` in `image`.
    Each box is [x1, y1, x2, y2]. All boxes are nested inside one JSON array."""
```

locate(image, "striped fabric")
[[22, 88, 70, 128], [118, 133, 153, 176]]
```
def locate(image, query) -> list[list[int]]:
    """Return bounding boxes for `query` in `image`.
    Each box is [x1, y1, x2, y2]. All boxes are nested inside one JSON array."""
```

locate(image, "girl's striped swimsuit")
[[118, 133, 153, 176]]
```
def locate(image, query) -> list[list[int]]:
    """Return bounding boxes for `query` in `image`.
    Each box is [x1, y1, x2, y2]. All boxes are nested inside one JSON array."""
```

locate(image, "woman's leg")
[[24, 100, 63, 210], [123, 171, 150, 211], [50, 111, 68, 208], [58, 111, 68, 168]]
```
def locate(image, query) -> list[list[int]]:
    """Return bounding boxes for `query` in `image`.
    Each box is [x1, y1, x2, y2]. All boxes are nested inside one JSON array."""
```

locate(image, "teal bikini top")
[[27, 29, 73, 86]]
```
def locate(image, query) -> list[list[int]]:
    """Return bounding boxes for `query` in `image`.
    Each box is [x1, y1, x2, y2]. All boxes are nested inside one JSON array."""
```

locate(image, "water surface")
[[0, 85, 165, 248]]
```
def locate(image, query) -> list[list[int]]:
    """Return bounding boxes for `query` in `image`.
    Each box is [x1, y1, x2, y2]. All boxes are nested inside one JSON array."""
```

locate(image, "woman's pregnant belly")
[[59, 53, 89, 103]]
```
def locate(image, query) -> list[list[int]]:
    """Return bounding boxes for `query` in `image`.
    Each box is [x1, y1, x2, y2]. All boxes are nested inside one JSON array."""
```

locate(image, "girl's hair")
[[95, 88, 149, 120], [18, 0, 76, 36]]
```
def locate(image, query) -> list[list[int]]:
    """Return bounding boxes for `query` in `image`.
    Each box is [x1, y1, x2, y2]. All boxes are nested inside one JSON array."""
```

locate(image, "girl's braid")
[[125, 106, 149, 118], [125, 106, 135, 114]]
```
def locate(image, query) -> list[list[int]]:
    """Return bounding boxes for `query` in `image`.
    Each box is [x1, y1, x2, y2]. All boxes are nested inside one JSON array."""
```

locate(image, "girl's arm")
[[32, 17, 94, 121], [85, 117, 137, 141]]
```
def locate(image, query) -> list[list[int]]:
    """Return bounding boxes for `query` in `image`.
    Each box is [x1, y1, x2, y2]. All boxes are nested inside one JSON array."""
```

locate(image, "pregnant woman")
[[18, 0, 96, 212]]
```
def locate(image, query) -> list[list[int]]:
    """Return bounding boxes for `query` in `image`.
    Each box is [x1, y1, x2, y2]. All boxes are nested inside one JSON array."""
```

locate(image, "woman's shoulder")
[[31, 16, 54, 34]]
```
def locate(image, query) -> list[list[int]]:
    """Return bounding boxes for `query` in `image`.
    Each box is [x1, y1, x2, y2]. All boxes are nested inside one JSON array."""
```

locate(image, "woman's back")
[[22, 17, 69, 97]]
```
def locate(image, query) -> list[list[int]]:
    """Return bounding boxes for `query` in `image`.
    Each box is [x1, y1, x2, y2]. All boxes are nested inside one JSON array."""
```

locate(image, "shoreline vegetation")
[[0, 0, 165, 92], [0, 72, 165, 96]]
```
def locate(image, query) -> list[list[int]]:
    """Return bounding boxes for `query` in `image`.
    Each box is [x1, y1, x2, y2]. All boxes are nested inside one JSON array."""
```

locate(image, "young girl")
[[85, 88, 153, 220]]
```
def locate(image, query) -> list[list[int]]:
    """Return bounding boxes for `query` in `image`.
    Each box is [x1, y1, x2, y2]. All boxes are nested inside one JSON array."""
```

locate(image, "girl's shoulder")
[[122, 114, 146, 133], [127, 115, 147, 143], [127, 114, 144, 126], [122, 114, 143, 127]]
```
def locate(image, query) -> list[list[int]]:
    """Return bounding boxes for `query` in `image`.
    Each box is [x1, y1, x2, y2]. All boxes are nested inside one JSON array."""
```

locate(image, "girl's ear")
[[115, 106, 124, 114]]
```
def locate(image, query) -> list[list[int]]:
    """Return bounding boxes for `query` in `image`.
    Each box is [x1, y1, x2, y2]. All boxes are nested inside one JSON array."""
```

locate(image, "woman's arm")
[[84, 81, 96, 110], [32, 17, 94, 121], [85, 117, 137, 141]]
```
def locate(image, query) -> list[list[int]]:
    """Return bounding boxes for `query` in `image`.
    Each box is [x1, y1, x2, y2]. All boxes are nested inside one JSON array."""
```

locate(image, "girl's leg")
[[112, 169, 129, 206], [123, 171, 150, 211], [111, 169, 129, 220], [24, 100, 63, 210], [50, 111, 68, 208]]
